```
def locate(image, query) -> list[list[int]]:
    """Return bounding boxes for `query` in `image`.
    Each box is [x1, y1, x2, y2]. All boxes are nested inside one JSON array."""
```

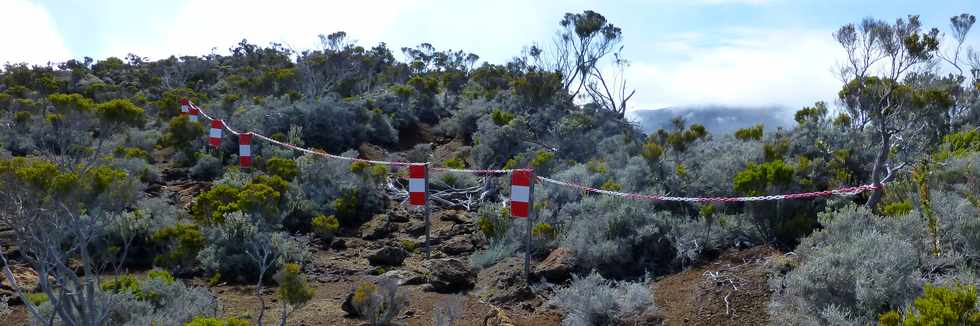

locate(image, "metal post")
[[424, 163, 431, 259], [525, 169, 534, 281]]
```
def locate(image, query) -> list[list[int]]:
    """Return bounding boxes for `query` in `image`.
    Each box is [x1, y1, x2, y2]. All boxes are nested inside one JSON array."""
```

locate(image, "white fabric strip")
[[210, 128, 222, 138], [239, 145, 251, 156], [511, 185, 530, 202], [409, 178, 426, 192]]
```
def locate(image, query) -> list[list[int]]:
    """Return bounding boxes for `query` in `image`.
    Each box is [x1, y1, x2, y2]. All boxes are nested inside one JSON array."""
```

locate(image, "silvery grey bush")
[[550, 271, 653, 326]]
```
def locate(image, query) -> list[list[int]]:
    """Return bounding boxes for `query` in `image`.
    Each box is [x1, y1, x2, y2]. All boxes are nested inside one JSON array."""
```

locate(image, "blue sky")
[[2, 0, 979, 111]]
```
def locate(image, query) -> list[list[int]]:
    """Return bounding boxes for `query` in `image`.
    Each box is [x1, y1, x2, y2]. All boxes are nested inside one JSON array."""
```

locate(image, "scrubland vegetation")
[[0, 9, 979, 326]]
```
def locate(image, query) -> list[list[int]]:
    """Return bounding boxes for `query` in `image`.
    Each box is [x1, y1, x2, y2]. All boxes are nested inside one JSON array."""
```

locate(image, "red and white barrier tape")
[[535, 176, 879, 202], [186, 101, 882, 202]]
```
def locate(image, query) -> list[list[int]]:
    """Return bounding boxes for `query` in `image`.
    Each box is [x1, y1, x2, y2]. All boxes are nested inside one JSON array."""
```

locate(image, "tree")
[[274, 263, 314, 326], [833, 15, 940, 211], [545, 10, 636, 117], [0, 158, 140, 326]]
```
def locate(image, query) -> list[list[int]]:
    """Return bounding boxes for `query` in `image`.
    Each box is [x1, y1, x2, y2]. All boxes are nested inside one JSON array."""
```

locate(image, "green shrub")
[[641, 142, 664, 161], [879, 284, 980, 326], [934, 129, 980, 161], [183, 317, 250, 326], [312, 214, 340, 242], [264, 157, 298, 181], [881, 200, 914, 217], [444, 156, 465, 169], [734, 124, 764, 141], [275, 263, 314, 310], [733, 160, 794, 195], [490, 108, 515, 126], [477, 206, 510, 240], [162, 115, 205, 154], [27, 293, 48, 306], [600, 180, 622, 191], [102, 274, 141, 295], [333, 189, 360, 222], [152, 224, 206, 273], [400, 239, 418, 253], [531, 223, 555, 240], [352, 278, 408, 325], [530, 150, 555, 169]]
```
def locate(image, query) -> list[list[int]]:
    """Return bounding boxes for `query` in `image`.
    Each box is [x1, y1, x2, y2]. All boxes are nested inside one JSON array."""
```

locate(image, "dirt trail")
[[653, 246, 779, 326]]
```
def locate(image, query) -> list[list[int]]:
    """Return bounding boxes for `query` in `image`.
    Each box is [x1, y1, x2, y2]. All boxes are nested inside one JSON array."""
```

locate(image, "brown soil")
[[653, 246, 779, 326]]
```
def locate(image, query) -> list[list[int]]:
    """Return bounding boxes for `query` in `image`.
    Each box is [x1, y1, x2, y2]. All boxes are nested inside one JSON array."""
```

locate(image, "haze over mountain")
[[630, 106, 795, 135]]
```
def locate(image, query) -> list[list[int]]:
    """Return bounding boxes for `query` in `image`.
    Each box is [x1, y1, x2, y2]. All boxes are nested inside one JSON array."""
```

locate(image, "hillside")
[[1, 9, 980, 326]]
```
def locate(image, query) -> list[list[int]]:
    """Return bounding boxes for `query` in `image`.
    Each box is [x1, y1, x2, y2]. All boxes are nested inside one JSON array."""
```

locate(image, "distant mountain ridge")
[[629, 106, 795, 136]]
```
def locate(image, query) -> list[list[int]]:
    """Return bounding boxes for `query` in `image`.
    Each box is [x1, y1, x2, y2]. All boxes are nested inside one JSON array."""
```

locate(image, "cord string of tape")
[[188, 101, 882, 202]]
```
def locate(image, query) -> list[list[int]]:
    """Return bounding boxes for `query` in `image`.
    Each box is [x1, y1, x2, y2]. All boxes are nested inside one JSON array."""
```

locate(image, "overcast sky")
[[2, 0, 979, 111]]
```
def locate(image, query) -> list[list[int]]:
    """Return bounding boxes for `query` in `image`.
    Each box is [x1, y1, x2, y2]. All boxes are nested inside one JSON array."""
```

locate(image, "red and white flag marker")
[[179, 98, 190, 116], [239, 132, 252, 169], [511, 169, 535, 279], [209, 120, 223, 149], [511, 169, 533, 218], [408, 163, 432, 257], [408, 164, 428, 206], [188, 106, 200, 123]]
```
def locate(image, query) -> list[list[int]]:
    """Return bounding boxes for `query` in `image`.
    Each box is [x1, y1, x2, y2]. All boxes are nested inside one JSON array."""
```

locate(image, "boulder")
[[438, 211, 472, 224], [368, 246, 409, 266], [422, 258, 475, 293], [341, 291, 359, 317], [406, 220, 426, 236], [439, 236, 475, 255], [360, 215, 390, 240], [533, 247, 575, 283], [330, 238, 347, 250], [381, 270, 426, 286], [477, 257, 533, 304]]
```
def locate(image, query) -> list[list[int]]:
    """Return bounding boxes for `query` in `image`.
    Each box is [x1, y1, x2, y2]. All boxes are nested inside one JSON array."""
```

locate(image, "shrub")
[[558, 197, 674, 277], [469, 238, 520, 270], [190, 154, 223, 180], [400, 239, 418, 253], [490, 108, 515, 126], [264, 157, 298, 181], [196, 213, 306, 282], [476, 206, 510, 240], [433, 295, 464, 326], [274, 263, 314, 319], [28, 293, 49, 306], [352, 277, 408, 326], [294, 151, 385, 226], [887, 284, 980, 325], [152, 224, 206, 274], [183, 317, 249, 326], [881, 200, 914, 216], [532, 222, 555, 240], [311, 214, 340, 242], [0, 295, 9, 319], [550, 271, 653, 326], [163, 116, 205, 164], [734, 124, 764, 141], [769, 206, 925, 325], [444, 156, 465, 169], [733, 160, 794, 195]]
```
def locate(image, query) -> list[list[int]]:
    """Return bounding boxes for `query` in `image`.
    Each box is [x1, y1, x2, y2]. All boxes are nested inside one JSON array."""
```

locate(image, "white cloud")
[[688, 0, 774, 5], [0, 0, 72, 65], [625, 28, 843, 111], [104, 0, 418, 60]]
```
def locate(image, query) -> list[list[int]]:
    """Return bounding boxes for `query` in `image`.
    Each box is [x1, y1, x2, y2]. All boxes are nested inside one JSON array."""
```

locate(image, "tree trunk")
[[866, 129, 891, 212]]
